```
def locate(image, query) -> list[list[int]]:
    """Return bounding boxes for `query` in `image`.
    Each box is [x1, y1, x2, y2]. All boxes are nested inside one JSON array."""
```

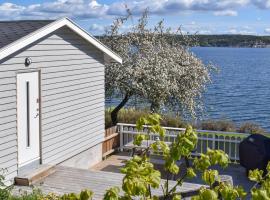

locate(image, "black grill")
[[239, 134, 270, 174]]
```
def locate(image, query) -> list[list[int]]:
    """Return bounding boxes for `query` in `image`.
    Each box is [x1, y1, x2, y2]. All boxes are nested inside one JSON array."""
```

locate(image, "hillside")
[[196, 34, 270, 48]]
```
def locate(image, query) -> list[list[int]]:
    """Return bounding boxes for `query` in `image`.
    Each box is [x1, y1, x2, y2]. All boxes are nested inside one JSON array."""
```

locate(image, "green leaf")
[[133, 134, 146, 146], [193, 154, 211, 171], [79, 189, 93, 200], [121, 155, 161, 197], [251, 188, 270, 200], [104, 187, 120, 200], [147, 114, 162, 126], [172, 194, 181, 200], [136, 117, 148, 131], [202, 170, 219, 186], [248, 169, 264, 182], [193, 188, 218, 200], [169, 162, 179, 174], [187, 168, 196, 179], [206, 149, 229, 168], [235, 186, 247, 199]]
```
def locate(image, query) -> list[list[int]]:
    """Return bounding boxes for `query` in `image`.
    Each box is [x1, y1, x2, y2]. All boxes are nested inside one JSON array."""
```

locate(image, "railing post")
[[119, 124, 124, 152], [212, 134, 216, 150]]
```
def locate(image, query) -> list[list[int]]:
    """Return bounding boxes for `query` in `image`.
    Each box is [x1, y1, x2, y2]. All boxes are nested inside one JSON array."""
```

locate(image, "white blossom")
[[102, 9, 213, 121]]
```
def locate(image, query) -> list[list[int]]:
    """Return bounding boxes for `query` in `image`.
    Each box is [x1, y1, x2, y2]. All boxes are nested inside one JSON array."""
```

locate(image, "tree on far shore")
[[102, 9, 214, 125]]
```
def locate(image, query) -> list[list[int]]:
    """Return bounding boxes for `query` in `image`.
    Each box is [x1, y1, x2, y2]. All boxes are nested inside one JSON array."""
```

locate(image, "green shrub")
[[161, 114, 187, 128], [9, 189, 43, 200], [105, 107, 148, 128], [105, 108, 187, 128], [1, 113, 270, 199], [238, 122, 265, 134], [200, 119, 236, 132], [104, 114, 247, 200], [0, 169, 12, 200], [200, 119, 266, 133], [9, 190, 93, 200], [106, 108, 267, 134]]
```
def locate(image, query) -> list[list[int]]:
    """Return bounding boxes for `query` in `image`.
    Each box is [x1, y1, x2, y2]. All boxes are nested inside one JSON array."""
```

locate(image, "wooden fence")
[[102, 126, 119, 158]]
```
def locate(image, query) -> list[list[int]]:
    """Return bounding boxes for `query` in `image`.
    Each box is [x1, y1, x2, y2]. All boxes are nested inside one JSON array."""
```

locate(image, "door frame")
[[16, 69, 42, 168]]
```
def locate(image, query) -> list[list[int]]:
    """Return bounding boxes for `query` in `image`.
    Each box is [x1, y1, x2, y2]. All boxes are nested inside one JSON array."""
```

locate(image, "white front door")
[[17, 72, 40, 167]]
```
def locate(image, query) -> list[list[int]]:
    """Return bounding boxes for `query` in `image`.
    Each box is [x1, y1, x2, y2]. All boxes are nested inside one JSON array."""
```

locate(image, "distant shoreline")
[[195, 34, 270, 48]]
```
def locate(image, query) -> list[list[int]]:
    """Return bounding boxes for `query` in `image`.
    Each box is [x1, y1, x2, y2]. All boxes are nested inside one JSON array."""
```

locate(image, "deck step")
[[15, 165, 56, 186]]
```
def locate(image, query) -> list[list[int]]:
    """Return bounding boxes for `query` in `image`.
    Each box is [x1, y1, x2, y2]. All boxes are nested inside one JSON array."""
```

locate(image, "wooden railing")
[[117, 123, 250, 163]]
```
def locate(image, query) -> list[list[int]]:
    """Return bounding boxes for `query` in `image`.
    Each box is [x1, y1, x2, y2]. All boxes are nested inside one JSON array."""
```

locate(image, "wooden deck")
[[13, 166, 205, 199], [92, 152, 254, 192]]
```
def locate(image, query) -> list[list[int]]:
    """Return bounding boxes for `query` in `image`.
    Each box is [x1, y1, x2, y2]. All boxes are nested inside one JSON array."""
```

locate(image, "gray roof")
[[0, 20, 54, 49]]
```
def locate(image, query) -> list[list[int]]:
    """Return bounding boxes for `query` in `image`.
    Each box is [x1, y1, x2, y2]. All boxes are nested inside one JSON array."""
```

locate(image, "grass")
[[200, 119, 236, 132], [105, 107, 187, 129], [105, 107, 266, 134]]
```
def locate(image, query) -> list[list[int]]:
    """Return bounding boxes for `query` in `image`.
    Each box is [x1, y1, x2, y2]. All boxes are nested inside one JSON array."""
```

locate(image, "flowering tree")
[[102, 9, 213, 125]]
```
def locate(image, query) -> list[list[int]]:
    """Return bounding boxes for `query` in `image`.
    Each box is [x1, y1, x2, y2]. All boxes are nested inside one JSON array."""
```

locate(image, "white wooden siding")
[[0, 26, 105, 181]]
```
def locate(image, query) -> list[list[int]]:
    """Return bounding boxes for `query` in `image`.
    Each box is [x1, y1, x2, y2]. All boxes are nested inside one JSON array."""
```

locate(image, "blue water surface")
[[192, 47, 270, 130], [106, 47, 270, 130]]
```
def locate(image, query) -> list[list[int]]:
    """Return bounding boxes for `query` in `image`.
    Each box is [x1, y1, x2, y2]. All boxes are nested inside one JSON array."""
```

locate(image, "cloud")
[[227, 27, 257, 35], [0, 3, 25, 19], [198, 30, 212, 34], [0, 0, 110, 20], [29, 0, 109, 19], [0, 0, 270, 21], [108, 0, 249, 15], [0, 0, 252, 20], [89, 23, 105, 32], [164, 0, 246, 13], [264, 28, 270, 34], [253, 0, 270, 9], [213, 10, 238, 16], [181, 22, 214, 35]]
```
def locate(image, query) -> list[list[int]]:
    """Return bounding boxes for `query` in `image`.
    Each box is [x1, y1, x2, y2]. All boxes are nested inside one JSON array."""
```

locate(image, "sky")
[[1, 0, 270, 35]]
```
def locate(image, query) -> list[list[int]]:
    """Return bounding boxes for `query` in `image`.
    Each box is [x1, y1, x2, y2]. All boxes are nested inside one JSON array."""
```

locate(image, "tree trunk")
[[111, 94, 130, 125], [150, 101, 161, 113]]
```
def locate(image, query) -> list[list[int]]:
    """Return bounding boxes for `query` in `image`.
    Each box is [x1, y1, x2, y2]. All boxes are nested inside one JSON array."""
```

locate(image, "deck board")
[[13, 166, 204, 199]]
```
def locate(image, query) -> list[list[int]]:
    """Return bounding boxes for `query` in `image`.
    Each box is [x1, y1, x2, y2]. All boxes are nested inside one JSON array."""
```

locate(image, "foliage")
[[8, 190, 93, 200], [0, 169, 13, 200], [200, 119, 236, 132], [248, 162, 270, 199], [105, 108, 266, 134], [105, 108, 149, 128], [104, 187, 120, 200], [0, 172, 93, 200], [104, 114, 248, 200], [2, 114, 270, 199], [105, 108, 186, 129], [121, 156, 160, 197], [195, 34, 270, 47], [238, 122, 265, 134], [103, 9, 213, 124]]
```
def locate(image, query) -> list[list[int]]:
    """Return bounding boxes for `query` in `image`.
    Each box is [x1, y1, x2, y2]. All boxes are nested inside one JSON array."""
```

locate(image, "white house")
[[0, 18, 121, 183]]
